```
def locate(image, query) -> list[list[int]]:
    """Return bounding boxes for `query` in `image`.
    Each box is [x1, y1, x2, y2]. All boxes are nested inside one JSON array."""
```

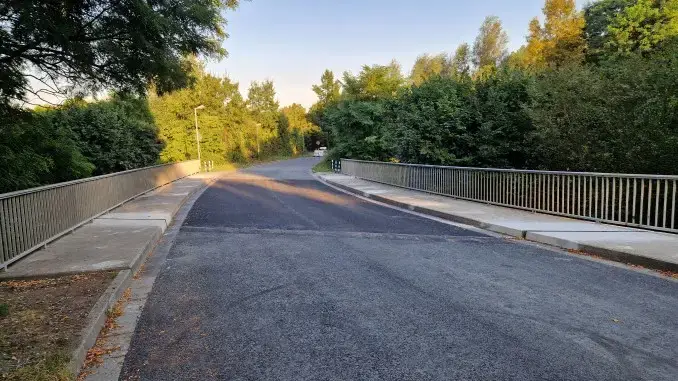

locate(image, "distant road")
[[121, 157, 678, 381]]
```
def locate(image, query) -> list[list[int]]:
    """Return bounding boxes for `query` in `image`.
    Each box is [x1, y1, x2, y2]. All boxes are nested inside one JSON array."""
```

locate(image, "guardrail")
[[0, 160, 200, 269], [341, 159, 678, 234]]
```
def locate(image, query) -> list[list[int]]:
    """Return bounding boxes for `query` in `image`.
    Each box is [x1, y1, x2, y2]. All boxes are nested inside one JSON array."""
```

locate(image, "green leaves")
[[0, 0, 241, 106]]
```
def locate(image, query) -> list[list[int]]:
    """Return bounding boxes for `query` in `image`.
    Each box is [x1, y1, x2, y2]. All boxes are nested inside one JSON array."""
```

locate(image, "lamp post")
[[255, 123, 261, 156], [194, 105, 205, 165]]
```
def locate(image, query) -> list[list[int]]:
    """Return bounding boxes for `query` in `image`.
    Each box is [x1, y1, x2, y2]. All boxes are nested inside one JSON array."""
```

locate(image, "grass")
[[312, 158, 333, 173], [4, 352, 72, 381]]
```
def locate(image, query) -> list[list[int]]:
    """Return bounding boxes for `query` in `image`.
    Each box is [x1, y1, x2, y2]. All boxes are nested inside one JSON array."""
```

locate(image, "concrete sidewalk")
[[319, 173, 678, 272], [0, 173, 215, 280]]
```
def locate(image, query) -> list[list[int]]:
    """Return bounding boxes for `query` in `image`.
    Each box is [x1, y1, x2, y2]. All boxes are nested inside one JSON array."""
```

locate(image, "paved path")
[[121, 158, 678, 381]]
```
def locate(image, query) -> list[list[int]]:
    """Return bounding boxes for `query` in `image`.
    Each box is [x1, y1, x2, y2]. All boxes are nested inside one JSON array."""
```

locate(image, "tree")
[[520, 18, 548, 70], [451, 43, 472, 76], [247, 80, 281, 154], [47, 95, 162, 174], [248, 80, 280, 130], [520, 0, 586, 69], [607, 0, 678, 54], [542, 0, 586, 66], [280, 103, 319, 153], [309, 69, 342, 127], [151, 61, 253, 164], [410, 54, 451, 85], [342, 60, 405, 100], [312, 70, 342, 108], [383, 77, 476, 165], [0, 106, 93, 193], [584, 0, 636, 61], [472, 16, 509, 69], [0, 0, 241, 106]]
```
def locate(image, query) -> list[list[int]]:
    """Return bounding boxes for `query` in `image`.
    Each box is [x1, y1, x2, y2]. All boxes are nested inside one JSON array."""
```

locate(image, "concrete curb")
[[67, 175, 216, 376], [318, 175, 678, 273]]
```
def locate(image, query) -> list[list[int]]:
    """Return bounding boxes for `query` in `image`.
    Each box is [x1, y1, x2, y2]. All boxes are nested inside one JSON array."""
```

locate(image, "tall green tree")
[[312, 70, 342, 108], [309, 69, 342, 127], [607, 0, 678, 54], [472, 16, 509, 69], [342, 60, 405, 100], [247, 80, 280, 130], [451, 43, 472, 76], [247, 80, 281, 154], [151, 62, 252, 164], [410, 54, 451, 85], [0, 0, 241, 106], [584, 0, 636, 61], [280, 103, 318, 153], [49, 95, 162, 174], [521, 0, 586, 68]]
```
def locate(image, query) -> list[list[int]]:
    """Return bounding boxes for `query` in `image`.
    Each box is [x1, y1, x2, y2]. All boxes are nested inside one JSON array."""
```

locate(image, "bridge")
[[1, 158, 677, 380]]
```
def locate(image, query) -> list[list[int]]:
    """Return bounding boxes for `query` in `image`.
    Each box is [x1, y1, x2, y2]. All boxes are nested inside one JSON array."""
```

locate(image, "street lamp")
[[255, 122, 261, 156], [194, 105, 205, 165]]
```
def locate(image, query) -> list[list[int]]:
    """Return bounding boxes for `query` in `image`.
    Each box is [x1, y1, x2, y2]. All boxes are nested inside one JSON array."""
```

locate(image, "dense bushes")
[[316, 40, 678, 175], [0, 96, 161, 193], [310, 0, 678, 175]]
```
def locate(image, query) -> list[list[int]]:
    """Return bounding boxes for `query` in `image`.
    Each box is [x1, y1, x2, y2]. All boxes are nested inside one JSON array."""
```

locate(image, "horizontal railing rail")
[[341, 159, 678, 234], [0, 160, 200, 269]]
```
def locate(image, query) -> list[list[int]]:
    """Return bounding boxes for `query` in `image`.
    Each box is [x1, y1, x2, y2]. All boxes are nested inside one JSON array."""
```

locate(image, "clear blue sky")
[[207, 0, 559, 108]]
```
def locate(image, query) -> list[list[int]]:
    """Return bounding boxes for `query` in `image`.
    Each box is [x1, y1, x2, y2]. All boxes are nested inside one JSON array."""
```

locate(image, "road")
[[121, 157, 678, 381]]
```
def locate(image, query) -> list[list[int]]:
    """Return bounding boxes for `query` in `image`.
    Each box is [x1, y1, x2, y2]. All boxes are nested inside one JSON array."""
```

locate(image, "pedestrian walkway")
[[0, 173, 214, 280], [318, 173, 678, 271]]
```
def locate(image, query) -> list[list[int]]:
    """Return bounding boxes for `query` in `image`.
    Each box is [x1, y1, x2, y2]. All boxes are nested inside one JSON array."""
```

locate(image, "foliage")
[[530, 40, 678, 173], [45, 95, 162, 175], [519, 0, 585, 69], [451, 44, 472, 77], [0, 94, 163, 193], [584, 0, 636, 61], [281, 103, 319, 153], [607, 0, 678, 54], [410, 54, 452, 86], [383, 77, 476, 165], [151, 62, 248, 164], [472, 16, 509, 69], [312, 158, 333, 173], [0, 0, 241, 106], [312, 70, 342, 108], [324, 99, 391, 161], [314, 0, 678, 176], [342, 61, 405, 100]]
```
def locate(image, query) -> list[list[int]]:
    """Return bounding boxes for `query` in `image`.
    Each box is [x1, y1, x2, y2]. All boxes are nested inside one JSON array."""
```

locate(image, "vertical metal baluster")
[[648, 179, 654, 226], [555, 175, 562, 213], [655, 179, 660, 227], [625, 178, 630, 223], [594, 177, 599, 219], [611, 177, 616, 221], [632, 179, 637, 224], [663, 179, 668, 228], [638, 178, 645, 225], [672, 180, 676, 230]]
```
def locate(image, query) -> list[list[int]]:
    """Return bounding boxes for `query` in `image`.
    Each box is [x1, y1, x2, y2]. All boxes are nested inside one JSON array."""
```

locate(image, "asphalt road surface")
[[121, 157, 678, 381]]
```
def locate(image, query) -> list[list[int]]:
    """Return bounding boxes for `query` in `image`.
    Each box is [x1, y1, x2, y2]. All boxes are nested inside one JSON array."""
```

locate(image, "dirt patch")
[[0, 272, 117, 381]]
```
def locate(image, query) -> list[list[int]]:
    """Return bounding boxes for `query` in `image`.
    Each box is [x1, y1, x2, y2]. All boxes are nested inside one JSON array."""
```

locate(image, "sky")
[[207, 0, 557, 108]]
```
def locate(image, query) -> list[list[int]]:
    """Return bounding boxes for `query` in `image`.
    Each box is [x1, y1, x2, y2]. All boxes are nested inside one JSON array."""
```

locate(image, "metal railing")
[[0, 160, 200, 269], [341, 159, 678, 234]]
